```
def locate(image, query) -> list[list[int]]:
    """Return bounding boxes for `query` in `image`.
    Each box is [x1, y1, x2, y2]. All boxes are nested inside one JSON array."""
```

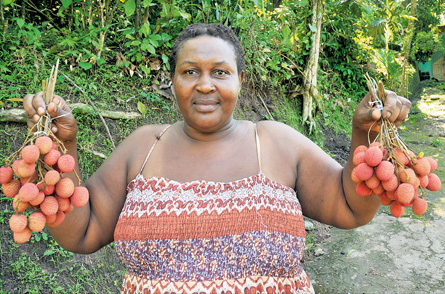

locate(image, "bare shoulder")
[[256, 120, 311, 148], [109, 124, 172, 182]]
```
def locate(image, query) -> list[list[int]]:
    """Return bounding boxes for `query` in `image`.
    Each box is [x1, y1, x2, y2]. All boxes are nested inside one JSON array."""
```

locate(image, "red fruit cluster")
[[352, 142, 441, 218], [0, 135, 89, 244]]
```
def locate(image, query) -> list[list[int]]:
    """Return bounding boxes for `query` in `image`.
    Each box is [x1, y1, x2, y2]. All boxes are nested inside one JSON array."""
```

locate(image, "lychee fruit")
[[42, 184, 55, 196], [45, 170, 60, 186], [365, 175, 381, 190], [382, 174, 399, 192], [55, 177, 75, 198], [353, 145, 368, 156], [2, 179, 21, 198], [47, 211, 66, 227], [57, 155, 75, 174], [395, 183, 414, 205], [20, 172, 37, 185], [57, 196, 71, 212], [21, 145, 40, 164], [355, 163, 374, 181], [424, 157, 438, 172], [412, 157, 431, 177], [426, 173, 441, 191], [35, 136, 53, 154], [412, 198, 428, 216], [28, 212, 46, 232], [18, 182, 39, 202], [351, 167, 360, 183], [12, 159, 23, 177], [356, 181, 372, 197], [353, 152, 366, 166], [419, 175, 429, 188], [365, 146, 383, 167], [375, 160, 395, 181], [13, 227, 32, 243], [398, 167, 417, 186], [44, 149, 61, 166], [70, 186, 89, 208], [387, 191, 395, 201], [17, 160, 36, 178], [40, 196, 59, 216], [64, 204, 74, 214], [390, 201, 404, 218], [13, 195, 29, 212], [29, 191, 45, 206], [372, 184, 384, 195], [0, 167, 13, 184], [378, 193, 392, 206], [393, 148, 409, 165], [9, 214, 28, 233], [45, 213, 57, 224]]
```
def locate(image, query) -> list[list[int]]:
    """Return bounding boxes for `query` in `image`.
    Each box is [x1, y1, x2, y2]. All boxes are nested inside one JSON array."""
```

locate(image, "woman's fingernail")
[[384, 112, 392, 119]]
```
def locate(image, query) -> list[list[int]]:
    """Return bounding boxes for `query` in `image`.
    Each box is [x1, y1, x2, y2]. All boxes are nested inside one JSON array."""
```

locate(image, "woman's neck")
[[180, 119, 239, 142]]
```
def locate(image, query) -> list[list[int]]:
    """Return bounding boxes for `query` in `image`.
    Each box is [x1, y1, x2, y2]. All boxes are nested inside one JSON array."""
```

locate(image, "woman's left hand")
[[353, 90, 411, 135]]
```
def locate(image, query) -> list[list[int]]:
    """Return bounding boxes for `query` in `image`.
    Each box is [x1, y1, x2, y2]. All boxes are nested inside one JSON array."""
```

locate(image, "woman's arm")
[[23, 93, 158, 253], [259, 90, 411, 229]]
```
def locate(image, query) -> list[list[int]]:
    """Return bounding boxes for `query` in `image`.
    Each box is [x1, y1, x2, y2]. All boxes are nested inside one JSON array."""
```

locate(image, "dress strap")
[[138, 125, 172, 175], [254, 124, 262, 172]]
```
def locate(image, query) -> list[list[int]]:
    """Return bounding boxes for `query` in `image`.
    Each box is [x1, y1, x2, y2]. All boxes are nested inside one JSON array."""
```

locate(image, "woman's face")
[[171, 35, 244, 133]]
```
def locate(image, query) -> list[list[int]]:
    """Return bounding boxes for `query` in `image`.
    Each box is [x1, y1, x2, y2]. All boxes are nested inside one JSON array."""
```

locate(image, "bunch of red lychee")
[[352, 142, 441, 218], [0, 135, 89, 243]]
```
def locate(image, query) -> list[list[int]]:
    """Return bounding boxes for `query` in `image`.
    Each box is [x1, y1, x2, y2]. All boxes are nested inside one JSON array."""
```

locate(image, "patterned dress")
[[114, 126, 314, 294]]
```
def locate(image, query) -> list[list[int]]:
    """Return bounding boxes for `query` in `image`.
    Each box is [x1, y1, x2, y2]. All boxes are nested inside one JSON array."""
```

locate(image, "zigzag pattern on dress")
[[121, 173, 302, 218], [121, 272, 314, 294]]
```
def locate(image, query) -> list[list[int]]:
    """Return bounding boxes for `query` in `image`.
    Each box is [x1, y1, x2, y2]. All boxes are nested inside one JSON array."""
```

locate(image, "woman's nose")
[[196, 74, 216, 93]]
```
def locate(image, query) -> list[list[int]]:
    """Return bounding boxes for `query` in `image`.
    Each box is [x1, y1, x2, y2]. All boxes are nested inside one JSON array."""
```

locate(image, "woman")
[[24, 23, 411, 293]]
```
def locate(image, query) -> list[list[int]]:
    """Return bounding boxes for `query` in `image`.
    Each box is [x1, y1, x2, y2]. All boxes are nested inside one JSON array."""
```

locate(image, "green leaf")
[[14, 18, 25, 28], [78, 61, 92, 70], [142, 0, 153, 7], [141, 42, 156, 55], [1, 0, 15, 5], [125, 0, 136, 17], [62, 0, 72, 7], [44, 249, 55, 256], [97, 58, 106, 66], [137, 101, 147, 115], [139, 23, 150, 37]]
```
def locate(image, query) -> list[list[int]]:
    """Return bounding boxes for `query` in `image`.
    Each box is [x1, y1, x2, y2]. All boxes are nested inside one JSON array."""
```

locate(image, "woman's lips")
[[193, 100, 219, 112]]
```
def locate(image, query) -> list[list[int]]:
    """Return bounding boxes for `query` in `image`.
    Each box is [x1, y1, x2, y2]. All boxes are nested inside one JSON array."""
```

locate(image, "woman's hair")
[[169, 23, 245, 75]]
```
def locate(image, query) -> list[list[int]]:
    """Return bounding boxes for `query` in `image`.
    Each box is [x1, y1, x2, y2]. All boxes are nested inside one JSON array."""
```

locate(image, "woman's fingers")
[[354, 90, 411, 135]]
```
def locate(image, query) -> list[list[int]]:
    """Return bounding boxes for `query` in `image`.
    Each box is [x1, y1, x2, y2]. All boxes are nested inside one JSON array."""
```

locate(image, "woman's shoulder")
[[124, 124, 172, 143], [256, 120, 305, 140]]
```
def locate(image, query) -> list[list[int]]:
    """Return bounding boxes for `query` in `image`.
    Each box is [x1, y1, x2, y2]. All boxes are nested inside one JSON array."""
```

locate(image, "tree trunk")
[[302, 0, 325, 128], [400, 0, 418, 98]]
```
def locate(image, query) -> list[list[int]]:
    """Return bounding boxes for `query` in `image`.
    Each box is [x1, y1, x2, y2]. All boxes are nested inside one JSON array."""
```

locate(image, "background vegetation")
[[1, 0, 444, 293]]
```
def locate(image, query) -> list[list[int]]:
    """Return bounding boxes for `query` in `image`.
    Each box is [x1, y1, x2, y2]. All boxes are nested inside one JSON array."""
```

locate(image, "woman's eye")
[[214, 70, 227, 76], [184, 69, 196, 75]]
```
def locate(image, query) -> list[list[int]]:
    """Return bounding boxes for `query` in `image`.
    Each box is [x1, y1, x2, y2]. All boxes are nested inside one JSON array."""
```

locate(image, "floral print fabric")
[[114, 173, 314, 293]]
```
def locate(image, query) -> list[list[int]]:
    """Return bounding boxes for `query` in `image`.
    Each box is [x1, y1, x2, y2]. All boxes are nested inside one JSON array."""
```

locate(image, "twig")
[[60, 72, 116, 149], [257, 94, 274, 121]]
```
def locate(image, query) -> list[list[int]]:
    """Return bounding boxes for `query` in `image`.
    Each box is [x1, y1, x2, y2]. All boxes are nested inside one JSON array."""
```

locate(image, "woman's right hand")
[[23, 92, 78, 143]]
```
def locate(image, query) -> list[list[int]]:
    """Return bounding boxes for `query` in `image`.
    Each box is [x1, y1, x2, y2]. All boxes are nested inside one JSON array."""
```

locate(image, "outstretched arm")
[[295, 90, 411, 228], [23, 93, 140, 253]]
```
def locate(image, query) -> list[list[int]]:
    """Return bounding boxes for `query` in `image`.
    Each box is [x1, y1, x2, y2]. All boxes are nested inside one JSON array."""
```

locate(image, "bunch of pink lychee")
[[351, 142, 441, 218], [0, 135, 89, 243]]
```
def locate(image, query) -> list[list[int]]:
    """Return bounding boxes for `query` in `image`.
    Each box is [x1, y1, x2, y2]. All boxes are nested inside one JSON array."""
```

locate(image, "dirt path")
[[303, 80, 445, 294]]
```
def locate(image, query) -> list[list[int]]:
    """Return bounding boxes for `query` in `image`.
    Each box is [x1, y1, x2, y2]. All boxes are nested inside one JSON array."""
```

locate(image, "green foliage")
[[411, 28, 443, 63]]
